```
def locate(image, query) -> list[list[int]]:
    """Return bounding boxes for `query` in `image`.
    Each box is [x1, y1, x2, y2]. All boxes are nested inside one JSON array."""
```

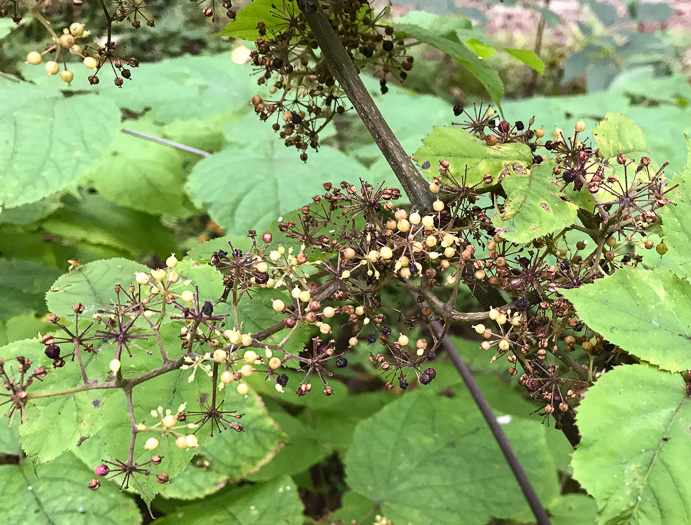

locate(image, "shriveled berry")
[[514, 297, 529, 311], [399, 379, 408, 390], [419, 372, 432, 385], [276, 373, 289, 387]]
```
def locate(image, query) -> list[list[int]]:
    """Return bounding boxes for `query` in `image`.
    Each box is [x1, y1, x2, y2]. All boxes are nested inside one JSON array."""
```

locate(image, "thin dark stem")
[[121, 128, 212, 157], [416, 289, 552, 525], [299, 1, 433, 210]]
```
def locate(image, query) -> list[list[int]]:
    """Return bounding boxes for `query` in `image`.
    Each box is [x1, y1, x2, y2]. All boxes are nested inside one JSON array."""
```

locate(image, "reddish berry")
[[94, 464, 109, 476]]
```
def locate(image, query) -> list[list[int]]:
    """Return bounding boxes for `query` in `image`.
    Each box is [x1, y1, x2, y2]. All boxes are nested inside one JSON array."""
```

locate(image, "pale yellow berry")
[[135, 272, 149, 285], [323, 306, 335, 318], [221, 370, 235, 384], [386, 219, 397, 230], [167, 271, 179, 283], [291, 287, 301, 299], [349, 337, 358, 347], [398, 334, 409, 346], [341, 270, 351, 279], [535, 128, 545, 138], [166, 254, 178, 268], [70, 22, 85, 37], [243, 350, 258, 364], [343, 247, 356, 259], [474, 270, 486, 280], [355, 306, 365, 316], [269, 357, 281, 370], [433, 200, 444, 212], [83, 56, 98, 69], [487, 107, 495, 117], [109, 359, 121, 373], [426, 236, 437, 247], [496, 314, 507, 325], [319, 323, 331, 335], [575, 120, 586, 132], [237, 383, 249, 395], [27, 51, 42, 65], [59, 34, 75, 48], [380, 246, 393, 260], [474, 324, 486, 334], [489, 309, 499, 320], [272, 299, 285, 312], [256, 261, 269, 273], [400, 267, 411, 279], [481, 341, 492, 351], [421, 215, 434, 228], [213, 350, 227, 363], [181, 290, 195, 303], [498, 339, 510, 351], [144, 437, 159, 450], [175, 436, 188, 449], [45, 61, 60, 76], [240, 364, 254, 376], [185, 434, 198, 448], [269, 250, 281, 261], [446, 275, 456, 285], [444, 247, 455, 258], [162, 415, 177, 428], [299, 290, 311, 303], [151, 269, 167, 281], [409, 212, 421, 225], [429, 182, 441, 193], [397, 219, 410, 232], [241, 333, 252, 347]]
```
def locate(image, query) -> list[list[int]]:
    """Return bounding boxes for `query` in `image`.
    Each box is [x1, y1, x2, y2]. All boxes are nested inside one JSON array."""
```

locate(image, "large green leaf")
[[593, 112, 649, 161], [0, 259, 61, 320], [572, 365, 691, 524], [46, 258, 148, 318], [155, 476, 303, 524], [0, 86, 119, 208], [660, 136, 691, 280], [414, 126, 533, 186], [504, 47, 545, 74], [494, 162, 579, 242], [186, 143, 366, 235], [159, 462, 228, 501], [0, 452, 141, 525], [560, 268, 691, 372], [344, 390, 559, 524], [396, 23, 504, 106], [82, 122, 195, 217]]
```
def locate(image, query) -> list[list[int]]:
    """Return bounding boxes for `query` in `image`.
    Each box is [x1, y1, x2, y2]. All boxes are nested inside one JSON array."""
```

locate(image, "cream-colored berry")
[[474, 324, 486, 335], [269, 357, 281, 370], [213, 350, 227, 363], [433, 200, 444, 212], [243, 350, 258, 364], [221, 370, 235, 384], [27, 51, 42, 65], [144, 438, 159, 450], [323, 306, 335, 318], [109, 359, 121, 373], [240, 364, 254, 376], [175, 436, 188, 449], [185, 435, 198, 448], [272, 299, 285, 312], [151, 269, 167, 281], [83, 56, 98, 69], [237, 383, 249, 395], [181, 290, 195, 303], [45, 61, 60, 76], [380, 246, 393, 260], [398, 334, 409, 346], [166, 254, 178, 268], [162, 415, 177, 428], [135, 272, 149, 285]]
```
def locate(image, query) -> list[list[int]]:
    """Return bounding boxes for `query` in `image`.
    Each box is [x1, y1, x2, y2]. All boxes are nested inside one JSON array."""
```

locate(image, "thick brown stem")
[[299, 1, 433, 210]]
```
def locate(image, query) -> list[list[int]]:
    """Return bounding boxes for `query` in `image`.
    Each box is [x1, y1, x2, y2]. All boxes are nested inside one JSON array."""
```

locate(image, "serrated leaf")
[[0, 259, 61, 320], [46, 258, 148, 318], [0, 87, 119, 209], [154, 476, 303, 524], [186, 144, 366, 235], [660, 136, 691, 280], [216, 0, 296, 41], [593, 112, 648, 160], [344, 390, 559, 524], [560, 268, 691, 372], [494, 162, 579, 242], [0, 452, 141, 525], [159, 462, 228, 500], [414, 126, 533, 186], [572, 365, 691, 524], [549, 494, 599, 525], [397, 23, 504, 106]]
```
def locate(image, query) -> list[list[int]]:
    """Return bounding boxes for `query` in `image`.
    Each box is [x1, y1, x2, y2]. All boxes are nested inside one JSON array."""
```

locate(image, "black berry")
[[45, 344, 60, 359], [336, 357, 348, 368], [399, 379, 408, 390], [276, 373, 289, 387]]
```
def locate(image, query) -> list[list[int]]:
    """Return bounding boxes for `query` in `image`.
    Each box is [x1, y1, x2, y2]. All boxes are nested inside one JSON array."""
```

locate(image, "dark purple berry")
[[421, 161, 431, 170], [533, 155, 543, 165], [272, 57, 283, 70], [399, 379, 408, 390], [336, 357, 348, 368], [498, 121, 510, 133], [559, 260, 571, 271], [382, 326, 392, 335], [367, 333, 377, 344], [544, 140, 554, 150], [453, 104, 463, 117], [562, 168, 577, 183], [419, 372, 432, 385], [45, 344, 60, 360], [362, 46, 373, 58], [201, 301, 214, 316], [276, 374, 289, 387], [291, 112, 302, 124], [514, 297, 530, 312], [426, 351, 436, 361], [515, 120, 525, 131], [424, 368, 436, 380], [382, 40, 394, 52]]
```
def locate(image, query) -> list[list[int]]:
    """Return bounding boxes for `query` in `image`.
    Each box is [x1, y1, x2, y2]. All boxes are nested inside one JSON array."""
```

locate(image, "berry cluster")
[[246, 0, 415, 159]]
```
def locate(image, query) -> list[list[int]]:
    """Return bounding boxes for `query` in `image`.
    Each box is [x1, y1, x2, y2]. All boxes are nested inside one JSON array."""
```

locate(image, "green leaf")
[[494, 162, 579, 243], [154, 476, 303, 524], [572, 365, 691, 524], [0, 452, 141, 525], [158, 462, 228, 501], [414, 126, 533, 186], [560, 268, 691, 372], [186, 143, 366, 235], [42, 193, 177, 258], [82, 122, 195, 217], [463, 38, 496, 60], [549, 494, 599, 525], [0, 87, 119, 209], [46, 258, 148, 318], [0, 259, 61, 320], [593, 112, 649, 160], [660, 136, 691, 280], [0, 195, 63, 225], [216, 0, 295, 41], [344, 390, 559, 524], [396, 23, 504, 106], [504, 47, 545, 75], [0, 313, 52, 347]]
